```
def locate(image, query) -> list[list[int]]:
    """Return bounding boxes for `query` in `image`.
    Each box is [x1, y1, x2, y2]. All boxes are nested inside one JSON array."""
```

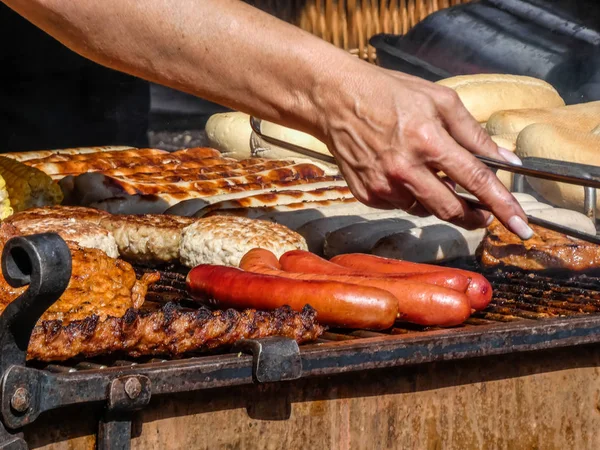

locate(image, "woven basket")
[[246, 0, 471, 61]]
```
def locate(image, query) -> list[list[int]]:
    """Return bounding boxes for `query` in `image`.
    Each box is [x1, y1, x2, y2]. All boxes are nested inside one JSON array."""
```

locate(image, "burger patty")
[[99, 214, 196, 264]]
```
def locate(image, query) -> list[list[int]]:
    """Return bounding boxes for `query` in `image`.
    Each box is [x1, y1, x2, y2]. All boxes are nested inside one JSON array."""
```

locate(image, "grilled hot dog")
[[279, 250, 470, 293], [241, 249, 471, 327], [186, 264, 398, 330], [331, 253, 492, 311]]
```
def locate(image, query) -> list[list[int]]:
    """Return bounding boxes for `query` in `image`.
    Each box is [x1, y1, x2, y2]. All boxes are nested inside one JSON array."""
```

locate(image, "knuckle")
[[471, 125, 492, 148], [435, 202, 464, 222], [437, 87, 461, 108], [405, 120, 438, 148], [465, 166, 495, 193], [385, 163, 409, 183], [369, 178, 393, 198]]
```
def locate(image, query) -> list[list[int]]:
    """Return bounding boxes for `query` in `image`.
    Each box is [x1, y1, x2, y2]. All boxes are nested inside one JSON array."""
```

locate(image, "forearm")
[[2, 0, 356, 136]]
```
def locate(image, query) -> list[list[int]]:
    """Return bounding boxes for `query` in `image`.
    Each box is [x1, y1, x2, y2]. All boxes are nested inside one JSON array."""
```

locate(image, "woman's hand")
[[312, 62, 533, 239], [4, 0, 533, 240]]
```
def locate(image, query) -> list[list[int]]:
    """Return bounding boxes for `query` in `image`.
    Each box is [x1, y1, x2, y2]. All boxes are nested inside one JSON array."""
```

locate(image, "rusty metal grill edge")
[[3, 235, 600, 448]]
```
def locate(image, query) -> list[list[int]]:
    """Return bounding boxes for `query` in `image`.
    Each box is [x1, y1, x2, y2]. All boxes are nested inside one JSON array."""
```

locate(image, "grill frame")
[[4, 235, 600, 449]]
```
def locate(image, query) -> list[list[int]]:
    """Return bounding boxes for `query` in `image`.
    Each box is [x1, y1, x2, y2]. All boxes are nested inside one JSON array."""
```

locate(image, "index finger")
[[430, 130, 534, 240], [435, 87, 523, 166]]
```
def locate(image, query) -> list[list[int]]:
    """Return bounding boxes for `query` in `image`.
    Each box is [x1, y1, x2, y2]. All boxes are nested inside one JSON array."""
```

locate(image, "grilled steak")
[[478, 219, 600, 271], [27, 303, 323, 361]]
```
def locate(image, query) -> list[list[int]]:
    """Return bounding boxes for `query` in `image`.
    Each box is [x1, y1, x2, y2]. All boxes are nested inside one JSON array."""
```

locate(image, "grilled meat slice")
[[27, 148, 220, 177], [478, 219, 600, 271], [6, 217, 119, 258], [0, 243, 159, 323], [5, 205, 110, 225], [27, 303, 324, 361]]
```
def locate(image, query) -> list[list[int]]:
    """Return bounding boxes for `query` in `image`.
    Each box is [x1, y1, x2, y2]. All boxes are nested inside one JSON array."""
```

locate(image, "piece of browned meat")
[[28, 304, 323, 361], [478, 219, 600, 271], [0, 230, 324, 361], [0, 243, 159, 323], [4, 205, 110, 225]]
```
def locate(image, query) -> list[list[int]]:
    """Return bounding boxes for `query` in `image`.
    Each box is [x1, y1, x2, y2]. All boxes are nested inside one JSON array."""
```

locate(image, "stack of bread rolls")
[[515, 123, 600, 212], [438, 74, 565, 193], [205, 112, 333, 163], [436, 74, 565, 125], [206, 74, 600, 215], [439, 74, 600, 214]]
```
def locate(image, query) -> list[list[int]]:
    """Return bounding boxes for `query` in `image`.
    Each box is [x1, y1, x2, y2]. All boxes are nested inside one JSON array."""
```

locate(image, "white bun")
[[437, 74, 564, 122]]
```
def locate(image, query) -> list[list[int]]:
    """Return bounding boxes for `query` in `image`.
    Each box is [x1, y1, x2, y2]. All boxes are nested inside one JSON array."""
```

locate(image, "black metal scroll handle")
[[0, 234, 71, 450], [0, 234, 71, 373]]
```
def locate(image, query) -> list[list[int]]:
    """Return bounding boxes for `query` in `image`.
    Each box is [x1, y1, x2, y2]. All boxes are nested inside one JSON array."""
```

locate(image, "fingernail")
[[498, 147, 522, 166], [508, 216, 534, 240], [485, 215, 495, 226]]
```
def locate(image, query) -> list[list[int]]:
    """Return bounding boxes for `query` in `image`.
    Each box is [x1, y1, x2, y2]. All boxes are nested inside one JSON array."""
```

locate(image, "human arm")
[[2, 0, 532, 238]]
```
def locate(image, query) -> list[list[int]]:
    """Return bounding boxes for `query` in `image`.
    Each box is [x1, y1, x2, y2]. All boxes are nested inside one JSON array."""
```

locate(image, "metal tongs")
[[250, 117, 600, 245], [469, 155, 600, 245]]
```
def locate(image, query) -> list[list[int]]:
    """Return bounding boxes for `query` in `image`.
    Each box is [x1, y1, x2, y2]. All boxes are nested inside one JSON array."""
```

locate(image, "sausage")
[[331, 253, 492, 311], [371, 223, 487, 262], [296, 210, 409, 255], [279, 250, 471, 294], [255, 200, 383, 230], [186, 265, 398, 330], [241, 249, 471, 327], [323, 216, 440, 258]]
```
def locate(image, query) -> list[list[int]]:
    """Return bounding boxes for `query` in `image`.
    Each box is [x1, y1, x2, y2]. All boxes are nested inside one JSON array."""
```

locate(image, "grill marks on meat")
[[102, 163, 329, 196], [479, 219, 600, 271], [0, 230, 323, 361], [0, 245, 158, 323], [23, 148, 167, 165], [26, 148, 222, 176], [117, 160, 295, 183], [27, 304, 324, 361]]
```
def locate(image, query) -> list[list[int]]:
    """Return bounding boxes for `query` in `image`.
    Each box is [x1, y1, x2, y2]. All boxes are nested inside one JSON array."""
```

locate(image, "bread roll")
[[489, 134, 519, 189], [486, 101, 600, 136], [251, 124, 336, 174], [491, 134, 518, 152], [260, 122, 330, 156], [436, 74, 564, 122], [205, 112, 253, 160], [516, 124, 600, 212]]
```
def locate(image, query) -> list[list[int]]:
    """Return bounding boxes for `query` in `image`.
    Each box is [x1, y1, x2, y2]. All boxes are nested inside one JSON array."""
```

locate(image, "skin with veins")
[[3, 0, 528, 234]]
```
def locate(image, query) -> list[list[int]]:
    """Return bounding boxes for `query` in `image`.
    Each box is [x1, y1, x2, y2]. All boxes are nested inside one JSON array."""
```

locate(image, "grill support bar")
[[4, 236, 600, 448], [0, 234, 304, 449], [0, 234, 71, 449]]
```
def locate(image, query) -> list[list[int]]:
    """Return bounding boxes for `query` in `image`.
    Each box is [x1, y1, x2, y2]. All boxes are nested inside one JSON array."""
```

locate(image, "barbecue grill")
[[2, 232, 600, 449]]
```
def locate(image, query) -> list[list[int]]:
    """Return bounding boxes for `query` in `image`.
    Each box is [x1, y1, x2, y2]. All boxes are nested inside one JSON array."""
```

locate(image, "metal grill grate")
[[35, 262, 600, 375]]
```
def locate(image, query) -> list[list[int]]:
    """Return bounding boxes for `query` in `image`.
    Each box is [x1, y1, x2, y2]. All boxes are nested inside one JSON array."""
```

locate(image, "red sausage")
[[279, 250, 470, 294], [331, 253, 492, 311], [186, 265, 398, 330], [241, 249, 471, 327]]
